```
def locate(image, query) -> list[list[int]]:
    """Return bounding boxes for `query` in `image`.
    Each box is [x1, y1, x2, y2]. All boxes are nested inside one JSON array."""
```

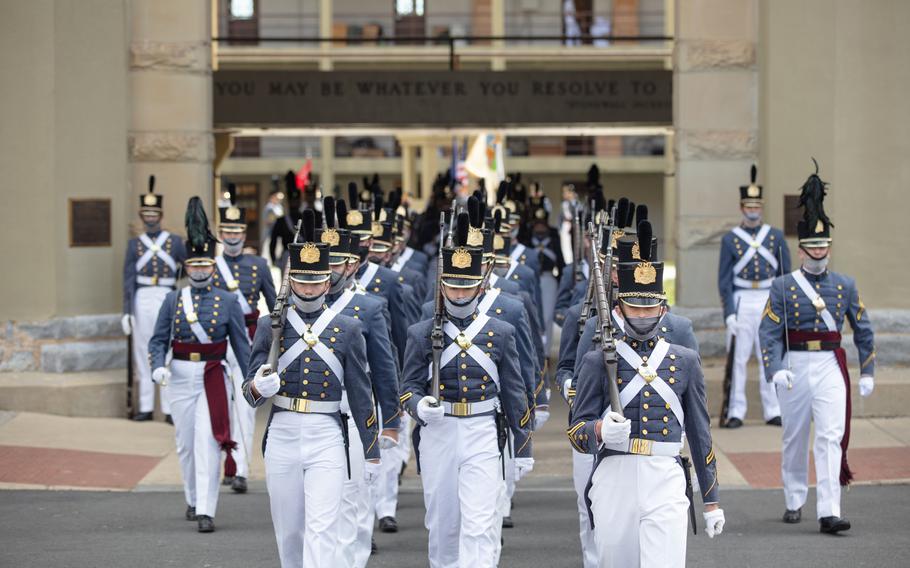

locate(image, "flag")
[[295, 159, 312, 190], [465, 133, 505, 195]]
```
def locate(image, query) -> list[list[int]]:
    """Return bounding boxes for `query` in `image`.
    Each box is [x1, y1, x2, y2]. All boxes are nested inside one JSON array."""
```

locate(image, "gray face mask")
[[143, 220, 161, 232], [802, 255, 829, 275], [623, 312, 664, 341], [444, 295, 479, 319], [222, 237, 244, 256], [189, 272, 213, 289], [328, 270, 348, 294], [743, 211, 762, 223], [291, 289, 326, 313]]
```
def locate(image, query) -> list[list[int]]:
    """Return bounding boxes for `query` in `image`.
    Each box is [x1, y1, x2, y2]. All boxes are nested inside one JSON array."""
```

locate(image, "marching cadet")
[[525, 188, 565, 351], [759, 161, 875, 534], [319, 197, 401, 566], [400, 215, 533, 568], [718, 165, 789, 428], [244, 209, 380, 567], [122, 175, 186, 422], [212, 184, 277, 494], [570, 226, 725, 567], [261, 176, 285, 255], [491, 203, 543, 326], [148, 197, 250, 533], [269, 171, 303, 269]]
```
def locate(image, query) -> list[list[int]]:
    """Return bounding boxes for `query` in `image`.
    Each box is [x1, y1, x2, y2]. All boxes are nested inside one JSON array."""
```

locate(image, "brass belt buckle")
[[752, 280, 760, 289], [812, 296, 827, 313], [638, 366, 657, 384], [189, 352, 201, 362], [290, 398, 310, 413], [451, 402, 470, 417], [630, 438, 653, 456], [806, 340, 822, 351], [151, 275, 158, 286]]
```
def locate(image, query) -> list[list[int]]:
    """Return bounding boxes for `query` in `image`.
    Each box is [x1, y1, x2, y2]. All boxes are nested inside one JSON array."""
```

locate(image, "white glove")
[[562, 378, 573, 401], [417, 396, 445, 426], [253, 364, 280, 399], [121, 314, 132, 336], [724, 314, 737, 332], [364, 460, 381, 485], [379, 432, 400, 450], [151, 367, 170, 386], [703, 508, 725, 538], [534, 408, 550, 430], [598, 411, 632, 446], [515, 457, 535, 481], [772, 370, 795, 390], [859, 375, 874, 398]]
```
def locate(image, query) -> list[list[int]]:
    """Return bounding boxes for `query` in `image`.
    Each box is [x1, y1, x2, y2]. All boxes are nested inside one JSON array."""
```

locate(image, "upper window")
[[396, 0, 425, 17], [230, 0, 255, 20]]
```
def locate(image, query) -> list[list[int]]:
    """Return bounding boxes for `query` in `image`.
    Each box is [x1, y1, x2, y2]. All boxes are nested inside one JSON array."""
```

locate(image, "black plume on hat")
[[455, 212, 470, 247], [751, 164, 757, 184], [591, 191, 606, 214], [348, 182, 359, 209], [586, 164, 601, 189], [607, 199, 616, 214], [149, 175, 156, 194], [324, 197, 336, 228], [336, 199, 349, 229], [468, 196, 481, 228], [637, 221, 653, 262], [496, 181, 509, 204], [493, 210, 503, 233], [302, 209, 316, 243], [798, 158, 833, 229], [635, 204, 648, 226], [615, 198, 630, 228], [285, 170, 298, 197], [185, 196, 216, 249], [625, 201, 636, 228], [373, 193, 383, 221]]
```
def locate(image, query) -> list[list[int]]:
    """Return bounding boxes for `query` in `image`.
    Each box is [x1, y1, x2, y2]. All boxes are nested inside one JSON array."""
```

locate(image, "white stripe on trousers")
[[132, 286, 171, 414], [335, 414, 372, 568], [727, 289, 781, 421], [419, 415, 504, 568], [590, 455, 689, 568], [265, 411, 346, 568], [572, 450, 598, 568], [168, 359, 224, 517], [373, 413, 412, 520], [779, 350, 846, 519]]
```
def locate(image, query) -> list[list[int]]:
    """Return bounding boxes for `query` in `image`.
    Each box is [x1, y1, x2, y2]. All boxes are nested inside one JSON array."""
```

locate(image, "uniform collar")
[[222, 252, 243, 262], [799, 267, 829, 281], [291, 303, 326, 320], [446, 312, 477, 329]]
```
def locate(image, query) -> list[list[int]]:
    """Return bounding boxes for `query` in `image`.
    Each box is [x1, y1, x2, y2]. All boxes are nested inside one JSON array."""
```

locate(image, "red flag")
[[295, 159, 312, 190]]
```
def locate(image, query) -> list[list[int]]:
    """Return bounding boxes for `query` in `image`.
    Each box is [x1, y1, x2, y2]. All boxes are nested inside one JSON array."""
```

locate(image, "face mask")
[[743, 211, 761, 223], [802, 255, 829, 275], [444, 295, 478, 319], [623, 311, 664, 341], [143, 219, 161, 232], [222, 238, 244, 256], [291, 288, 326, 313], [328, 270, 347, 294], [492, 265, 507, 277], [188, 271, 213, 289]]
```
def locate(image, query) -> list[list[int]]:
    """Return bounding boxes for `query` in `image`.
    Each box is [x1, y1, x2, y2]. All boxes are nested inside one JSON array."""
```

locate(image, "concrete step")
[[0, 370, 127, 419]]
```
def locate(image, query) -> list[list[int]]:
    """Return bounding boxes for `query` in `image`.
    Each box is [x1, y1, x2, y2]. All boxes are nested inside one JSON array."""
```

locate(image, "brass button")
[[323, 381, 329, 387], [669, 366, 676, 372], [488, 331, 494, 336], [461, 363, 467, 369], [461, 375, 467, 381], [642, 429, 648, 436], [320, 393, 326, 399], [643, 391, 650, 397], [334, 327, 340, 332], [462, 386, 468, 392], [303, 369, 310, 374], [303, 380, 309, 385], [302, 391, 308, 397], [663, 416, 669, 423], [643, 403, 649, 410], [324, 370, 330, 376], [487, 342, 493, 348], [642, 416, 648, 422], [662, 428, 668, 435], [665, 403, 671, 410], [669, 378, 675, 384], [439, 385, 445, 390]]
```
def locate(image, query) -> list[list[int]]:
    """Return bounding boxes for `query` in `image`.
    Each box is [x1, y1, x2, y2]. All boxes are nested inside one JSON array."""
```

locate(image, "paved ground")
[[2, 484, 909, 567]]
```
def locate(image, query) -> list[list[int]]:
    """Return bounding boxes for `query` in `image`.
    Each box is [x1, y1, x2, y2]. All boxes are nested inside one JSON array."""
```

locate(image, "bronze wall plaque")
[[783, 195, 801, 237], [214, 70, 673, 127], [69, 199, 112, 247]]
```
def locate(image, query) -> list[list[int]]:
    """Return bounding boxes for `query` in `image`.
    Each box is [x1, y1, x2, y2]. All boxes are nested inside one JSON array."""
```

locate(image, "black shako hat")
[[740, 164, 763, 206], [140, 175, 163, 212], [617, 220, 666, 307], [218, 183, 247, 231], [796, 158, 833, 248], [184, 196, 217, 266], [441, 212, 483, 288], [288, 209, 331, 283]]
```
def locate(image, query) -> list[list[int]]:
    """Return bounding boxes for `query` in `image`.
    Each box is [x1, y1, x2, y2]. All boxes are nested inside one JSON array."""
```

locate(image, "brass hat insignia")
[[631, 241, 641, 260], [372, 222, 383, 237], [347, 210, 363, 226], [321, 229, 339, 246], [611, 230, 625, 249], [634, 262, 657, 285], [300, 242, 320, 264], [225, 207, 241, 221], [467, 227, 483, 247], [452, 248, 472, 269], [747, 184, 760, 198], [493, 234, 505, 251], [815, 220, 824, 233], [143, 194, 157, 206], [535, 209, 546, 219]]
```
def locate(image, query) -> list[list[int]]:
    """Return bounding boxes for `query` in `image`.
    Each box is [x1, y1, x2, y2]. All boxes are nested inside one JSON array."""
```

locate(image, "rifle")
[[429, 211, 447, 405], [590, 209, 623, 418], [573, 205, 584, 283], [126, 327, 134, 419], [719, 297, 741, 426], [265, 220, 302, 373]]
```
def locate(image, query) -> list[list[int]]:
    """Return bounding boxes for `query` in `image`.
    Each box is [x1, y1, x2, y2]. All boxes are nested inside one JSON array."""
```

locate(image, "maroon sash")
[[244, 309, 260, 341], [172, 340, 238, 478], [788, 330, 853, 485]]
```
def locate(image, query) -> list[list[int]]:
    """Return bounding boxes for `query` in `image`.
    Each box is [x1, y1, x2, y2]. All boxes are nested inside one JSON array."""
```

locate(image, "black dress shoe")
[[502, 516, 514, 529], [131, 412, 153, 422], [164, 414, 174, 425], [783, 508, 801, 524], [723, 417, 744, 429], [231, 476, 248, 494], [371, 537, 377, 555], [197, 515, 215, 533], [766, 416, 782, 426], [222, 476, 234, 486], [819, 516, 851, 534], [378, 516, 398, 533], [185, 506, 197, 521]]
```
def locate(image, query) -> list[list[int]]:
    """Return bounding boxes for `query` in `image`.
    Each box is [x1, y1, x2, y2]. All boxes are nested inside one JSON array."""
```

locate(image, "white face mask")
[[743, 211, 762, 223], [803, 255, 829, 274], [444, 294, 479, 319]]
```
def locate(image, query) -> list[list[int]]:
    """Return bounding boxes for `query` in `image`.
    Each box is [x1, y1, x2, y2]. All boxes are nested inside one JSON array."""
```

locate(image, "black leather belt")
[[788, 340, 840, 352]]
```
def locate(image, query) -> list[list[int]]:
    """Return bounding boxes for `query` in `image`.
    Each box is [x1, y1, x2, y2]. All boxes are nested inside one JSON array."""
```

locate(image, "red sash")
[[244, 310, 260, 342], [788, 330, 853, 485], [172, 340, 238, 478]]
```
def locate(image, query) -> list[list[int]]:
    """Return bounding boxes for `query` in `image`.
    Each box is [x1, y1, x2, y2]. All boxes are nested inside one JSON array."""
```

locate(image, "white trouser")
[[374, 412, 411, 520], [419, 415, 504, 568], [728, 289, 781, 421], [132, 286, 171, 414], [572, 450, 598, 568], [779, 350, 846, 519], [590, 455, 689, 568], [540, 272, 559, 352], [168, 359, 224, 517], [498, 432, 515, 519], [335, 414, 372, 568], [265, 411, 346, 568], [226, 344, 255, 478]]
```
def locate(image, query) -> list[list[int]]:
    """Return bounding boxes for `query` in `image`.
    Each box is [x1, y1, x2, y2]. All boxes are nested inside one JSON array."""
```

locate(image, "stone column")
[[673, 0, 758, 306], [129, 0, 214, 230], [400, 141, 418, 206]]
